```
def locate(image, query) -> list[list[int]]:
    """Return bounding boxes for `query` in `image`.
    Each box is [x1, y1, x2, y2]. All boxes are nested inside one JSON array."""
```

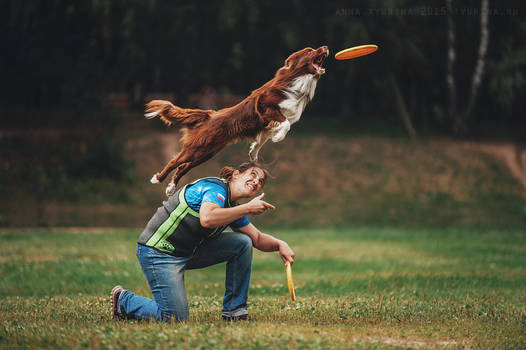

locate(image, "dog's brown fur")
[[145, 46, 328, 195]]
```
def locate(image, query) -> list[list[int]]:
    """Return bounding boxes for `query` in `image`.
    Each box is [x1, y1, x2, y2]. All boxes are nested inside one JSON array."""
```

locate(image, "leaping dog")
[[145, 46, 328, 196]]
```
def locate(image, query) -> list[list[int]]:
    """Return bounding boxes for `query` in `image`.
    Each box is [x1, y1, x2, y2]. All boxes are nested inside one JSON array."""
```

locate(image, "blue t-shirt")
[[185, 179, 250, 229]]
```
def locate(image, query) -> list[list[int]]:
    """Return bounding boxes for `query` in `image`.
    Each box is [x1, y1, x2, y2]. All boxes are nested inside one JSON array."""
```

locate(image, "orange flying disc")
[[285, 261, 296, 301], [335, 45, 378, 60]]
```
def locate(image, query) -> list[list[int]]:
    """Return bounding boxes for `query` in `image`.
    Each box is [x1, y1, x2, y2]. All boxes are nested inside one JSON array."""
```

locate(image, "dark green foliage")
[[2, 1, 526, 135], [0, 129, 134, 202]]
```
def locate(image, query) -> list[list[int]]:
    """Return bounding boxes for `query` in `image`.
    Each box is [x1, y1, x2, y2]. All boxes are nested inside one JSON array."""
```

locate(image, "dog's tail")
[[144, 100, 211, 127]]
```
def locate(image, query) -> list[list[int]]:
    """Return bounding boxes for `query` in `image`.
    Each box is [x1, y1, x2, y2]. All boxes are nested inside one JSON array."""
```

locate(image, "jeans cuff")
[[117, 290, 128, 316]]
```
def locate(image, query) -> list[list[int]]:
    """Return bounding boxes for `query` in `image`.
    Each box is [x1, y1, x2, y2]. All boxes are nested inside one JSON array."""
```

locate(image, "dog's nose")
[[319, 46, 329, 55]]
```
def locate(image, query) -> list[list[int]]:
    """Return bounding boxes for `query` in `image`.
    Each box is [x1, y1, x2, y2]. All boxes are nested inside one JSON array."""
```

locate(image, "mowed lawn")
[[1, 227, 525, 349]]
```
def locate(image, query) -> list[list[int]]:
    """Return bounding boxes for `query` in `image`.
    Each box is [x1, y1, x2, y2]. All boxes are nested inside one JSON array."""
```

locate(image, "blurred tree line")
[[2, 0, 525, 136]]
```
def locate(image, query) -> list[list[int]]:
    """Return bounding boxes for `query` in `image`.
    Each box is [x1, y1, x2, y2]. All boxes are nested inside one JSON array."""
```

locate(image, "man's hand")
[[245, 193, 275, 215], [279, 241, 295, 264]]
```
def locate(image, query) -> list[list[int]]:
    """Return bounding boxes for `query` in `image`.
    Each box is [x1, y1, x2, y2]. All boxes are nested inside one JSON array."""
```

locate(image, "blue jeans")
[[118, 231, 253, 322]]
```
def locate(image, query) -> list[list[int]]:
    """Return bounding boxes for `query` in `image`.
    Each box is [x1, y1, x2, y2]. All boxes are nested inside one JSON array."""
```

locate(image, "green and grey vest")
[[137, 177, 234, 257]]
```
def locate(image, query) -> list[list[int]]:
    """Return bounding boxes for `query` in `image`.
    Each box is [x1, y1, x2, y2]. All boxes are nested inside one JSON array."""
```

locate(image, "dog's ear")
[[284, 53, 297, 68]]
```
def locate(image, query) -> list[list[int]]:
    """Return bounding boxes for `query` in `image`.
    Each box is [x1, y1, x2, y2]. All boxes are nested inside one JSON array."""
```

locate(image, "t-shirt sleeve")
[[230, 216, 250, 229], [201, 182, 250, 229], [201, 183, 229, 208]]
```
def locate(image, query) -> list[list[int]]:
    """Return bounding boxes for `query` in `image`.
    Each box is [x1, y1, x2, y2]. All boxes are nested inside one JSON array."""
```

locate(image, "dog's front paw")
[[249, 151, 259, 161], [150, 174, 160, 184], [271, 120, 290, 142], [248, 143, 259, 161], [267, 120, 280, 129], [271, 133, 287, 142], [165, 182, 176, 197]]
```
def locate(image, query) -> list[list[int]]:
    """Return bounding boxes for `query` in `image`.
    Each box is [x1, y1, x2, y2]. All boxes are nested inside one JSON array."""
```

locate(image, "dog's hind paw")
[[165, 183, 176, 197], [144, 111, 159, 119], [150, 174, 160, 184]]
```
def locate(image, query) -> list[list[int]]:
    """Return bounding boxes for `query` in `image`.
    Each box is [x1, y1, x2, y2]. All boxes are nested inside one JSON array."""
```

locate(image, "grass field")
[[1, 227, 525, 349]]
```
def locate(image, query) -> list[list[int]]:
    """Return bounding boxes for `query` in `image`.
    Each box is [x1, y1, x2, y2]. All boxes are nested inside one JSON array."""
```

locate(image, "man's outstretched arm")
[[236, 223, 295, 264]]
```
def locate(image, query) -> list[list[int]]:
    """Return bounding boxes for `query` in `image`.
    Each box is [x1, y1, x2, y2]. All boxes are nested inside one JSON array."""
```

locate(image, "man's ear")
[[232, 170, 240, 179]]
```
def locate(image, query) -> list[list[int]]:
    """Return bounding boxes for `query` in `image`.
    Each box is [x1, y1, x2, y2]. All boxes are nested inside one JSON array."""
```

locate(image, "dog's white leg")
[[150, 174, 160, 184], [271, 120, 291, 142], [144, 111, 160, 119], [249, 134, 269, 161], [165, 182, 176, 196], [249, 141, 259, 161]]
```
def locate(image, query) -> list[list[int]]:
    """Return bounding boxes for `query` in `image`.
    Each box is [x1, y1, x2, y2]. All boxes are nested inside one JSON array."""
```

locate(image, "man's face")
[[233, 167, 265, 198]]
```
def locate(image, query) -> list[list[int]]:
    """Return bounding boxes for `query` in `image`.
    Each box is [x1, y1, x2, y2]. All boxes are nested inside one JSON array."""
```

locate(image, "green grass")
[[1, 227, 526, 349]]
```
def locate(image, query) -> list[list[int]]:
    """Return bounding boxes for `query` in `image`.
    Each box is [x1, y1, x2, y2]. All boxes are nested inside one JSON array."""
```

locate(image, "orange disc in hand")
[[285, 261, 296, 301]]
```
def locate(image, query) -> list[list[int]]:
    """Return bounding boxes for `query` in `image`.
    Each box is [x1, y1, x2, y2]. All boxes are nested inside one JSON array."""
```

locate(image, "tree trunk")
[[454, 0, 490, 134], [466, 0, 490, 118], [446, 0, 457, 121], [390, 76, 417, 140]]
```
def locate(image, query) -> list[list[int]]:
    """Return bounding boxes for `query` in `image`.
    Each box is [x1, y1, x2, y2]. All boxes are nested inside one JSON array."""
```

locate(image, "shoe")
[[222, 314, 250, 321], [110, 285, 124, 319]]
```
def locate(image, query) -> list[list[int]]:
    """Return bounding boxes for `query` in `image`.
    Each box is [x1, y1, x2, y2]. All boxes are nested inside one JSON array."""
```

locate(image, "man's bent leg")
[[187, 232, 253, 318], [119, 245, 191, 321]]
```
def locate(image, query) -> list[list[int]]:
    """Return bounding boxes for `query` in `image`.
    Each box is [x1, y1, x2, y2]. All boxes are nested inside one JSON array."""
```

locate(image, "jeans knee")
[[161, 307, 188, 322], [237, 233, 253, 252]]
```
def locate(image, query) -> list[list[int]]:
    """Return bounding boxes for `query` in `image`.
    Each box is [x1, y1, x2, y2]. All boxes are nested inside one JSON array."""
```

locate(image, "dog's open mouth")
[[312, 50, 328, 75]]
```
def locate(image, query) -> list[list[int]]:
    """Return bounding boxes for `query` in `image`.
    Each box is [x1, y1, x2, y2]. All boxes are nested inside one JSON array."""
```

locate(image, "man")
[[111, 162, 295, 321]]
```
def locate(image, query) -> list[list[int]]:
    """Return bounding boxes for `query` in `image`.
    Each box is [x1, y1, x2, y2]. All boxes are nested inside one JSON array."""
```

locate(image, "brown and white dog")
[[145, 46, 329, 196]]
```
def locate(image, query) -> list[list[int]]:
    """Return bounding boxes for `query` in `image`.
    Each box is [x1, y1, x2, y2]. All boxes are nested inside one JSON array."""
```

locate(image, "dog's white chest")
[[278, 75, 318, 124]]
